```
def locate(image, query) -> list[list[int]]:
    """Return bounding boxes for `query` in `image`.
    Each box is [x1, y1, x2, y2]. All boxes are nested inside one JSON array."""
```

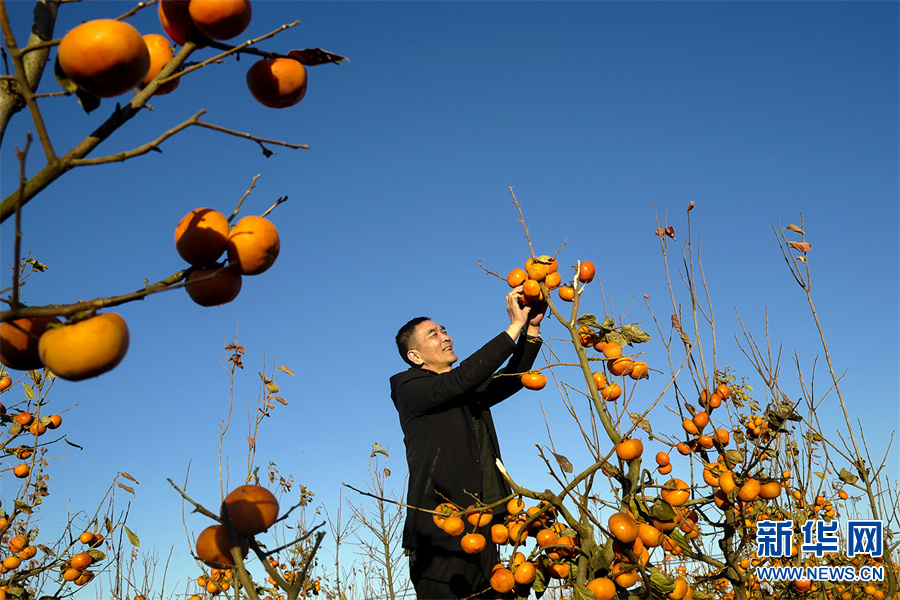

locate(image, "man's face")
[[408, 320, 457, 373]]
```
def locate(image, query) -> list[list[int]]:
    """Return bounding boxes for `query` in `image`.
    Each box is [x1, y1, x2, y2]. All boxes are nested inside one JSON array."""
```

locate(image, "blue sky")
[[1, 0, 898, 594]]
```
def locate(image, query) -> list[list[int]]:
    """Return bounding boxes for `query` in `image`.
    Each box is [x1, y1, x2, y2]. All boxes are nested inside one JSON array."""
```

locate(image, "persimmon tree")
[[1, 1, 345, 598], [403, 189, 898, 600]]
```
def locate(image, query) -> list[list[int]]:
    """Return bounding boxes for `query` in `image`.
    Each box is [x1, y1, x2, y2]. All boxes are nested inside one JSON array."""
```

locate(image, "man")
[[390, 287, 546, 598]]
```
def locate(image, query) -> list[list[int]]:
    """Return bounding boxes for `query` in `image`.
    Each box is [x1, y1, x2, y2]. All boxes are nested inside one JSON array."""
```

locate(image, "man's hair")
[[396, 316, 430, 367]]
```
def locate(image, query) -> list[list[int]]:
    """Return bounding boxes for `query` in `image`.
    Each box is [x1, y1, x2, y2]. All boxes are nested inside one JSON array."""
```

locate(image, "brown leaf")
[[687, 200, 695, 212], [552, 452, 574, 474], [287, 48, 348, 66], [788, 241, 812, 253], [629, 412, 652, 434], [117, 482, 135, 495], [247, 436, 256, 448], [665, 226, 676, 239], [276, 365, 295, 377], [271, 396, 288, 406], [786, 224, 804, 234]]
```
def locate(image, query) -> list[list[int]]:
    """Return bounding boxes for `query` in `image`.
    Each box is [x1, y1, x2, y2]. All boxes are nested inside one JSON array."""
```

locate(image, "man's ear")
[[407, 348, 423, 367]]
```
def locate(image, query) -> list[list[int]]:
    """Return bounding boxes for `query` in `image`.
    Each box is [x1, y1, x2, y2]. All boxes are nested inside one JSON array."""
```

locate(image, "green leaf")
[[23, 383, 34, 401], [650, 498, 676, 521], [648, 568, 676, 595], [601, 316, 615, 330], [573, 583, 597, 600], [838, 468, 858, 485], [813, 471, 826, 479], [371, 443, 389, 458], [124, 526, 140, 548], [621, 323, 652, 344], [577, 314, 599, 328], [669, 529, 691, 552], [605, 331, 628, 348]]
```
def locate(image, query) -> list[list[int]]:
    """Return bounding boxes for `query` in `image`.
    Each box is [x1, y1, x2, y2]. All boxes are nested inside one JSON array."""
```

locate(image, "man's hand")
[[526, 300, 547, 337], [504, 286, 529, 340]]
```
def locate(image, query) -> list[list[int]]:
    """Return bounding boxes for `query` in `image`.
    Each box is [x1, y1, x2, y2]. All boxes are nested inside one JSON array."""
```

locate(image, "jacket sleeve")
[[473, 335, 543, 409], [392, 332, 517, 420]]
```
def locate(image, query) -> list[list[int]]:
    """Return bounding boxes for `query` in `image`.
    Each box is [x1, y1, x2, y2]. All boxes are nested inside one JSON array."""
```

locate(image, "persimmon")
[[13, 464, 30, 478], [535, 528, 557, 548], [601, 383, 622, 401], [18, 545, 37, 560], [70, 552, 93, 570], [692, 411, 710, 430], [524, 258, 547, 282], [578, 260, 596, 283], [682, 418, 699, 435], [610, 561, 638, 587], [506, 521, 528, 543], [838, 489, 849, 500], [490, 523, 508, 544], [1, 316, 62, 371], [432, 502, 457, 528], [587, 577, 616, 600], [442, 516, 465, 536], [47, 414, 63, 429], [513, 561, 536, 585], [506, 497, 525, 516], [546, 561, 570, 579], [195, 525, 248, 567], [63, 567, 81, 581], [58, 19, 150, 98], [615, 438, 643, 461], [227, 216, 280, 275], [697, 434, 714, 449], [661, 479, 690, 507], [521, 371, 547, 390], [716, 383, 731, 399], [602, 341, 622, 359], [544, 271, 562, 290], [675, 441, 692, 455], [718, 470, 737, 493], [608, 512, 639, 543], [189, 0, 252, 41], [759, 481, 782, 500], [14, 412, 33, 426], [28, 421, 46, 436], [185, 267, 242, 307], [658, 463, 673, 474], [592, 371, 608, 389], [490, 566, 515, 593], [465, 505, 492, 527], [38, 313, 129, 380], [609, 356, 633, 377], [175, 208, 230, 267], [140, 33, 179, 94], [460, 533, 486, 554], [247, 57, 308, 109], [707, 392, 723, 409], [668, 577, 689, 600], [638, 522, 664, 547], [522, 279, 542, 299], [558, 284, 575, 301], [0, 375, 10, 391], [506, 268, 527, 288], [221, 484, 279, 537], [713, 427, 729, 445], [737, 478, 761, 502], [629, 360, 649, 379], [158, 0, 196, 46], [655, 451, 671, 467], [79, 532, 96, 545], [8, 536, 27, 553]]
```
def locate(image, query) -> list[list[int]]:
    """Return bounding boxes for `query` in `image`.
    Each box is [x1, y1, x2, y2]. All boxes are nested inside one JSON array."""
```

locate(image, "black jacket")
[[390, 332, 542, 551]]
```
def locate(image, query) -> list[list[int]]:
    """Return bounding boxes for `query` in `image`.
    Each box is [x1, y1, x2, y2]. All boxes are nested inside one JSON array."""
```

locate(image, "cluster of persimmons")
[[0, 207, 278, 382], [57, 0, 309, 108], [419, 250, 897, 600]]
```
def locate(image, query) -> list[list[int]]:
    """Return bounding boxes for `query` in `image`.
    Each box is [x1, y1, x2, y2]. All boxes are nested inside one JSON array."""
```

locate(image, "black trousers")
[[409, 545, 499, 599]]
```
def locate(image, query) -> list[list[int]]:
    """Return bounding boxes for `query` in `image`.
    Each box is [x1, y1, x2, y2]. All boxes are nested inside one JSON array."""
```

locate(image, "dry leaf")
[[687, 200, 695, 212], [552, 452, 574, 474], [629, 412, 652, 434], [786, 224, 804, 234], [788, 241, 812, 253], [276, 365, 295, 377]]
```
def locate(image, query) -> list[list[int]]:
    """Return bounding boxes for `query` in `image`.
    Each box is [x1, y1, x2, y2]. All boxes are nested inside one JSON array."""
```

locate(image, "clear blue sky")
[[1, 1, 897, 595]]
